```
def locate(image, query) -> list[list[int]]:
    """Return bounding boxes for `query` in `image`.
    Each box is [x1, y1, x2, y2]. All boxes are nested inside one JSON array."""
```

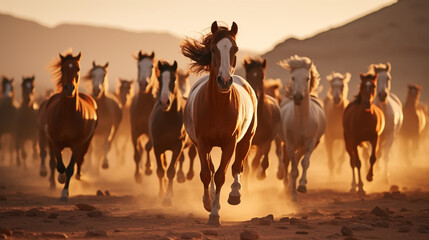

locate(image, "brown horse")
[[242, 57, 281, 180], [131, 51, 158, 182], [84, 61, 122, 171], [181, 21, 257, 225], [0, 76, 17, 163], [15, 76, 38, 168], [114, 79, 134, 164], [323, 72, 350, 176], [400, 84, 426, 159], [37, 52, 97, 200], [343, 73, 384, 195], [148, 60, 187, 206]]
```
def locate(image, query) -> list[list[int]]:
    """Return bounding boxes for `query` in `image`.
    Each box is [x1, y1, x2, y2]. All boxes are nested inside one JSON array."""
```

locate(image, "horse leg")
[[49, 149, 56, 189], [353, 144, 365, 195], [132, 135, 143, 183], [257, 141, 272, 180], [282, 143, 289, 188], [15, 137, 22, 167], [325, 137, 334, 176], [154, 148, 166, 198], [186, 144, 196, 180], [176, 152, 186, 183], [164, 144, 184, 206], [39, 138, 48, 177], [196, 142, 213, 213], [337, 140, 347, 174], [60, 153, 76, 201], [367, 136, 380, 182], [298, 141, 317, 193], [285, 143, 298, 201], [32, 139, 38, 160], [53, 147, 67, 185], [345, 139, 357, 193], [251, 147, 264, 179], [101, 132, 111, 169], [144, 139, 153, 175], [76, 138, 92, 180], [275, 138, 285, 180]]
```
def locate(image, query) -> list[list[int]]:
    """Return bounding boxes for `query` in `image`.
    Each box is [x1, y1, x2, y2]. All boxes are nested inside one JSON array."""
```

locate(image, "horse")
[[278, 55, 326, 201], [323, 71, 350, 176], [0, 76, 17, 163], [242, 57, 281, 180], [400, 84, 426, 159], [370, 63, 403, 182], [15, 76, 38, 168], [114, 79, 134, 164], [181, 21, 257, 225], [130, 51, 158, 182], [343, 73, 385, 195], [84, 61, 122, 171], [37, 52, 97, 200], [178, 69, 191, 98], [148, 60, 187, 205]]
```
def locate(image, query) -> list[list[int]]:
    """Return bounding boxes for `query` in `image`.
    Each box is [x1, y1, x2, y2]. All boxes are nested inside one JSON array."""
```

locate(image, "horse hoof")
[[145, 168, 153, 176], [186, 171, 194, 180], [135, 173, 143, 183], [102, 162, 109, 169], [75, 173, 81, 180], [256, 171, 266, 181], [227, 194, 241, 205], [39, 169, 48, 177], [366, 174, 373, 182], [58, 173, 66, 184], [297, 185, 307, 193], [176, 171, 186, 183], [207, 214, 221, 226], [357, 189, 366, 196], [59, 196, 68, 202], [162, 197, 173, 207]]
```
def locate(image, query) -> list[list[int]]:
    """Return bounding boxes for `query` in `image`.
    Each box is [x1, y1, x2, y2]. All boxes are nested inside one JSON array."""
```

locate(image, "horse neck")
[[294, 93, 311, 119], [22, 94, 34, 107], [207, 71, 231, 103], [405, 94, 419, 108], [62, 90, 80, 111], [257, 89, 266, 112]]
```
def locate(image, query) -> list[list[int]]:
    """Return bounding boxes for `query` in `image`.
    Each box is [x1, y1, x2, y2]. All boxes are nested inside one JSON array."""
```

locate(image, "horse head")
[[359, 72, 378, 109], [177, 69, 190, 97], [157, 60, 178, 111], [2, 76, 14, 99], [117, 79, 134, 106], [137, 51, 155, 92], [21, 75, 35, 102], [327, 72, 350, 105], [87, 61, 108, 98], [371, 62, 391, 102], [58, 52, 81, 98], [243, 57, 267, 98]]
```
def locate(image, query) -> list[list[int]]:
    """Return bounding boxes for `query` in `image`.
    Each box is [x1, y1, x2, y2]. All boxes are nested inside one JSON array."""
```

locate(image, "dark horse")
[[0, 76, 17, 163], [15, 76, 38, 168], [149, 60, 187, 205], [131, 51, 158, 182], [181, 21, 257, 225], [343, 73, 385, 195], [85, 61, 122, 170], [37, 52, 97, 200], [242, 57, 281, 180]]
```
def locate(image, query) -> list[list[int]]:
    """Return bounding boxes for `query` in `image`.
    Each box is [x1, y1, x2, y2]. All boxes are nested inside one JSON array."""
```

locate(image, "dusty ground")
[[1, 144, 429, 240]]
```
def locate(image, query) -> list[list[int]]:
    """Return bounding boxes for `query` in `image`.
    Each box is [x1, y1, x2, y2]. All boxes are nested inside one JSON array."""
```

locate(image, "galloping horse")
[[371, 63, 403, 182], [131, 51, 158, 182], [400, 84, 426, 159], [243, 57, 281, 180], [15, 76, 38, 168], [343, 73, 384, 195], [278, 55, 326, 201], [149, 60, 187, 205], [0, 76, 17, 163], [181, 21, 257, 225], [114, 79, 134, 164], [38, 52, 97, 200], [85, 61, 122, 170], [323, 72, 350, 176]]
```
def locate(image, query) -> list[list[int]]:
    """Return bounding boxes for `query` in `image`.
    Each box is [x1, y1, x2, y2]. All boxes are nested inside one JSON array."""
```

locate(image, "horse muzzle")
[[333, 96, 341, 105], [378, 92, 387, 102], [293, 94, 304, 105], [160, 99, 171, 111], [64, 84, 75, 97], [217, 76, 233, 92]]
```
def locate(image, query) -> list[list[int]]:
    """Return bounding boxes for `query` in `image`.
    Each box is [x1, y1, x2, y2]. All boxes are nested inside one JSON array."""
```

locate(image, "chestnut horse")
[[15, 76, 38, 168], [343, 73, 384, 195], [278, 55, 326, 201], [131, 51, 158, 182], [85, 61, 122, 170], [323, 72, 350, 176], [181, 21, 257, 225], [400, 84, 426, 159], [242, 57, 281, 180], [149, 60, 187, 205], [38, 52, 97, 200], [0, 76, 17, 163], [371, 63, 403, 182], [114, 79, 134, 164]]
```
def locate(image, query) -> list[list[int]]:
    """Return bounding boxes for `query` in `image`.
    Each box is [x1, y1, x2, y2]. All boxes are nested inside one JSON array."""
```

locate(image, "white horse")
[[323, 72, 350, 176], [371, 63, 403, 182], [278, 55, 326, 201]]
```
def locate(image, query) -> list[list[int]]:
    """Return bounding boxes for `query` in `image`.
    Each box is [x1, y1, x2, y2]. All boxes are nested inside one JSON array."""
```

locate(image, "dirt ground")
[[1, 143, 429, 239]]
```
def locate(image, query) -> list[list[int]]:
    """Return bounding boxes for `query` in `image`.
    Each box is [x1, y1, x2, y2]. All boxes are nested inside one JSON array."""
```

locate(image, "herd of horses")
[[0, 21, 428, 225]]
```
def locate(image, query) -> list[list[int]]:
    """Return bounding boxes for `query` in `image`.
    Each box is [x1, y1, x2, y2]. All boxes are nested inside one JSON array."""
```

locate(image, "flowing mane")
[[278, 55, 320, 95], [368, 62, 391, 74], [181, 24, 237, 74]]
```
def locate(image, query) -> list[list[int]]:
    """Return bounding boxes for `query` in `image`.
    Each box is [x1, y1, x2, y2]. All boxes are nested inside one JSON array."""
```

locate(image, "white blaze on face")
[[292, 68, 310, 96], [160, 71, 170, 106], [25, 82, 32, 90], [366, 80, 372, 91], [138, 58, 153, 86], [216, 38, 233, 82]]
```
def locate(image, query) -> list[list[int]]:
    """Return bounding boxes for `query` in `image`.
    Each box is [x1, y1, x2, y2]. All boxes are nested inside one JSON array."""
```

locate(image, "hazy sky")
[[0, 0, 396, 53]]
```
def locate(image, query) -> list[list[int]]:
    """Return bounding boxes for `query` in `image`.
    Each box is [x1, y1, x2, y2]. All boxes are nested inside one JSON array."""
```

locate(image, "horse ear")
[[173, 61, 178, 71], [157, 61, 162, 70], [211, 21, 219, 34], [75, 52, 81, 61], [230, 22, 238, 37], [138, 50, 143, 59], [59, 53, 65, 61], [386, 62, 391, 72], [359, 73, 365, 80], [262, 58, 267, 69], [104, 62, 109, 68], [92, 61, 96, 67], [150, 51, 155, 59], [344, 73, 351, 82]]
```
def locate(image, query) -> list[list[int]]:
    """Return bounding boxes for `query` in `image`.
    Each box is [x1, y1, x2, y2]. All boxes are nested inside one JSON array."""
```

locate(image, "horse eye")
[[291, 77, 295, 81]]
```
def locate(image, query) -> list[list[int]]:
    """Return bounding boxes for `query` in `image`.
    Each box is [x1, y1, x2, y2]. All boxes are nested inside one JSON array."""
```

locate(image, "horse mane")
[[243, 56, 265, 71], [368, 62, 391, 74], [278, 55, 320, 95], [326, 72, 351, 83], [181, 24, 235, 74]]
